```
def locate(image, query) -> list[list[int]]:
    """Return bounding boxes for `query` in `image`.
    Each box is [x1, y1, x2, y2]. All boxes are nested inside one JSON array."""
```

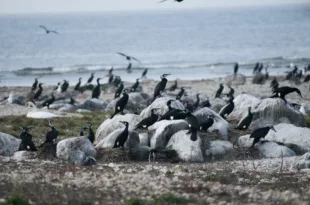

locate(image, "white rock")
[[205, 140, 233, 157], [230, 94, 260, 119], [0, 132, 21, 156], [166, 130, 203, 162], [95, 130, 139, 149], [95, 114, 142, 144], [140, 97, 185, 119], [26, 111, 60, 119], [194, 107, 229, 140], [148, 120, 188, 149], [56, 136, 96, 165], [294, 152, 310, 170]]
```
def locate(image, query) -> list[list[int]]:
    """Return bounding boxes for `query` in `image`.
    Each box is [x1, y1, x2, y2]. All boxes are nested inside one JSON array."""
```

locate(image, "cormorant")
[[115, 82, 124, 99], [117, 52, 141, 64], [176, 87, 185, 100], [168, 80, 178, 91], [159, 0, 183, 3], [296, 70, 303, 79], [159, 106, 186, 121], [108, 67, 114, 76], [234, 63, 239, 76], [235, 107, 253, 130], [250, 126, 276, 148], [258, 63, 264, 72], [33, 83, 43, 100], [215, 84, 224, 98], [304, 74, 310, 83], [270, 77, 279, 91], [135, 108, 159, 129], [18, 126, 37, 151], [80, 127, 88, 136], [41, 94, 55, 108], [113, 121, 129, 148], [113, 76, 122, 87], [253, 62, 260, 73], [227, 85, 234, 98], [271, 86, 303, 102], [201, 97, 211, 108], [153, 74, 170, 100], [92, 78, 101, 99], [185, 112, 200, 141], [32, 78, 38, 91], [54, 82, 61, 91], [141, 68, 148, 78], [193, 94, 200, 111], [131, 79, 140, 92], [219, 97, 234, 119], [200, 115, 214, 132], [126, 62, 132, 73], [108, 75, 114, 84], [61, 80, 69, 93], [39, 25, 58, 34], [87, 123, 95, 143], [110, 89, 129, 119], [74, 78, 82, 91], [39, 120, 59, 147], [87, 73, 95, 84]]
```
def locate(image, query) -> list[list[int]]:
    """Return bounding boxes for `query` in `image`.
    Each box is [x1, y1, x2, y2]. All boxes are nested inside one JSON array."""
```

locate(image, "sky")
[[0, 0, 309, 14]]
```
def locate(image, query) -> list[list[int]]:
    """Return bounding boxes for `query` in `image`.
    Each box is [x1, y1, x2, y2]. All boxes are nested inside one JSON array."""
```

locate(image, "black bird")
[[87, 73, 95, 84], [113, 121, 129, 148], [80, 127, 88, 136], [41, 94, 55, 108], [176, 87, 185, 100], [135, 108, 159, 129], [126, 62, 132, 73], [69, 97, 75, 105], [258, 63, 264, 73], [169, 80, 178, 91], [265, 67, 269, 80], [92, 78, 101, 99], [193, 94, 200, 111], [54, 82, 61, 91], [166, 99, 175, 110], [108, 75, 114, 84], [227, 85, 235, 98], [87, 123, 95, 143], [270, 77, 279, 91], [108, 67, 114, 76], [110, 89, 129, 119], [74, 78, 82, 91], [185, 112, 200, 141], [18, 126, 37, 151], [115, 82, 124, 99], [271, 86, 303, 102], [200, 115, 214, 132], [113, 76, 122, 87], [32, 78, 38, 91], [219, 97, 234, 119], [304, 74, 310, 83], [201, 97, 211, 108], [141, 68, 148, 78], [39, 25, 58, 34], [33, 83, 43, 100], [39, 120, 59, 147], [153, 74, 170, 100], [286, 66, 298, 80], [159, 106, 187, 121], [235, 107, 253, 130], [117, 52, 141, 64], [250, 126, 276, 148], [296, 70, 303, 79], [234, 63, 239, 75], [130, 79, 140, 92], [253, 62, 260, 73], [61, 80, 69, 93], [215, 84, 224, 98], [159, 0, 184, 3]]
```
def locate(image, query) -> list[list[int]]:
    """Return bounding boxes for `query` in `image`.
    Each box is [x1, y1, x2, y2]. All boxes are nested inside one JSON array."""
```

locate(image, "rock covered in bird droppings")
[[230, 94, 260, 119], [95, 130, 139, 149], [77, 98, 107, 111], [0, 132, 21, 156], [166, 130, 203, 162]]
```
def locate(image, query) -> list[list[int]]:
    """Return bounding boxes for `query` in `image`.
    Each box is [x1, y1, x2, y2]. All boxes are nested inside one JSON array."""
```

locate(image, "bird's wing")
[[158, 0, 169, 3], [131, 56, 141, 64], [117, 52, 127, 57], [51, 30, 58, 34], [39, 25, 48, 31]]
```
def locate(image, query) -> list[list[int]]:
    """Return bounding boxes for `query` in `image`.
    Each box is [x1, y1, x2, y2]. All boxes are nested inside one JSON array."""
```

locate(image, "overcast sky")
[[0, 0, 309, 14]]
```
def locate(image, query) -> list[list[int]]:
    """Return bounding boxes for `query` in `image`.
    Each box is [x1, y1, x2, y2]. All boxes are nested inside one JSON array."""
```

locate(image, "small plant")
[[1, 195, 30, 205], [154, 193, 189, 204], [125, 198, 145, 205]]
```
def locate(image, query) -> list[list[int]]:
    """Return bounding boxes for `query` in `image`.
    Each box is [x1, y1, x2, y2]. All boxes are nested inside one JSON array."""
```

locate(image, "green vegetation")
[[1, 195, 30, 205], [305, 114, 310, 127], [153, 194, 190, 204], [125, 198, 145, 205]]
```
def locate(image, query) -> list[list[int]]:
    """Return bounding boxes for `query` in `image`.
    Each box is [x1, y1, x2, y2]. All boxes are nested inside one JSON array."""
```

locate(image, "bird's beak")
[[272, 127, 276, 132]]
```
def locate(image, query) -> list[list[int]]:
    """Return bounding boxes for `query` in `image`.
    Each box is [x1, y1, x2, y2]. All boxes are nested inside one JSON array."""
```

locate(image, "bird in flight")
[[39, 25, 59, 34], [117, 52, 141, 64], [158, 0, 183, 3]]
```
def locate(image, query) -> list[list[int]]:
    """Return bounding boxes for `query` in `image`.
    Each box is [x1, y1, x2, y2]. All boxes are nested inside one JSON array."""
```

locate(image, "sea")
[[0, 4, 310, 86]]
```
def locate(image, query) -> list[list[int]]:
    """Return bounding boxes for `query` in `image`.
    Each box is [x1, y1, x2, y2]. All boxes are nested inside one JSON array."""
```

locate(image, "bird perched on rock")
[[135, 108, 159, 129], [215, 84, 224, 98], [250, 126, 276, 148], [80, 127, 88, 136], [185, 112, 200, 141], [74, 78, 82, 91], [18, 126, 37, 151], [169, 80, 178, 91], [130, 79, 140, 92], [235, 107, 253, 130], [113, 121, 129, 148], [31, 78, 38, 91], [234, 63, 239, 76], [159, 100, 186, 121], [33, 83, 43, 100], [39, 120, 59, 148], [92, 78, 102, 99], [141, 68, 148, 78], [176, 87, 185, 100], [41, 94, 55, 109], [153, 74, 170, 100], [192, 94, 200, 111], [115, 82, 124, 99], [199, 115, 214, 132], [271, 86, 303, 103], [87, 123, 95, 143], [61, 80, 69, 93], [219, 96, 234, 119], [110, 89, 129, 119], [87, 73, 95, 84]]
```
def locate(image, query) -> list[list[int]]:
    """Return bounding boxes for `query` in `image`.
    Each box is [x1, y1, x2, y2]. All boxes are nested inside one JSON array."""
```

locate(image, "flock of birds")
[[14, 60, 309, 154]]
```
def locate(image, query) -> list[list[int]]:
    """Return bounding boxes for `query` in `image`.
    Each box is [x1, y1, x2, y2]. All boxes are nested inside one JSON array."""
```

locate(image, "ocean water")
[[0, 4, 310, 86]]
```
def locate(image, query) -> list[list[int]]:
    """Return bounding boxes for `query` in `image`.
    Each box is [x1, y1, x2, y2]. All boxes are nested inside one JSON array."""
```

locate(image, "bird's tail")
[[189, 128, 197, 141], [110, 113, 115, 119]]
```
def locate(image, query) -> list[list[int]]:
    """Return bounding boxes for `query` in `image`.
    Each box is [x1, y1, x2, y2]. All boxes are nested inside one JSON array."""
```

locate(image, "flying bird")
[[158, 0, 184, 3], [117, 52, 141, 64], [39, 25, 58, 34]]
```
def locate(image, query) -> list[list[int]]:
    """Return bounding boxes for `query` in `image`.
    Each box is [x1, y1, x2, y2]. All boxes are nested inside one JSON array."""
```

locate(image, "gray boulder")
[[294, 152, 310, 170], [77, 98, 107, 111], [140, 97, 185, 119], [250, 98, 306, 128], [230, 94, 261, 120], [95, 114, 142, 144], [210, 98, 227, 113], [225, 74, 246, 86], [0, 132, 21, 156], [166, 130, 203, 162], [148, 120, 188, 149], [194, 107, 229, 140], [56, 136, 97, 166]]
